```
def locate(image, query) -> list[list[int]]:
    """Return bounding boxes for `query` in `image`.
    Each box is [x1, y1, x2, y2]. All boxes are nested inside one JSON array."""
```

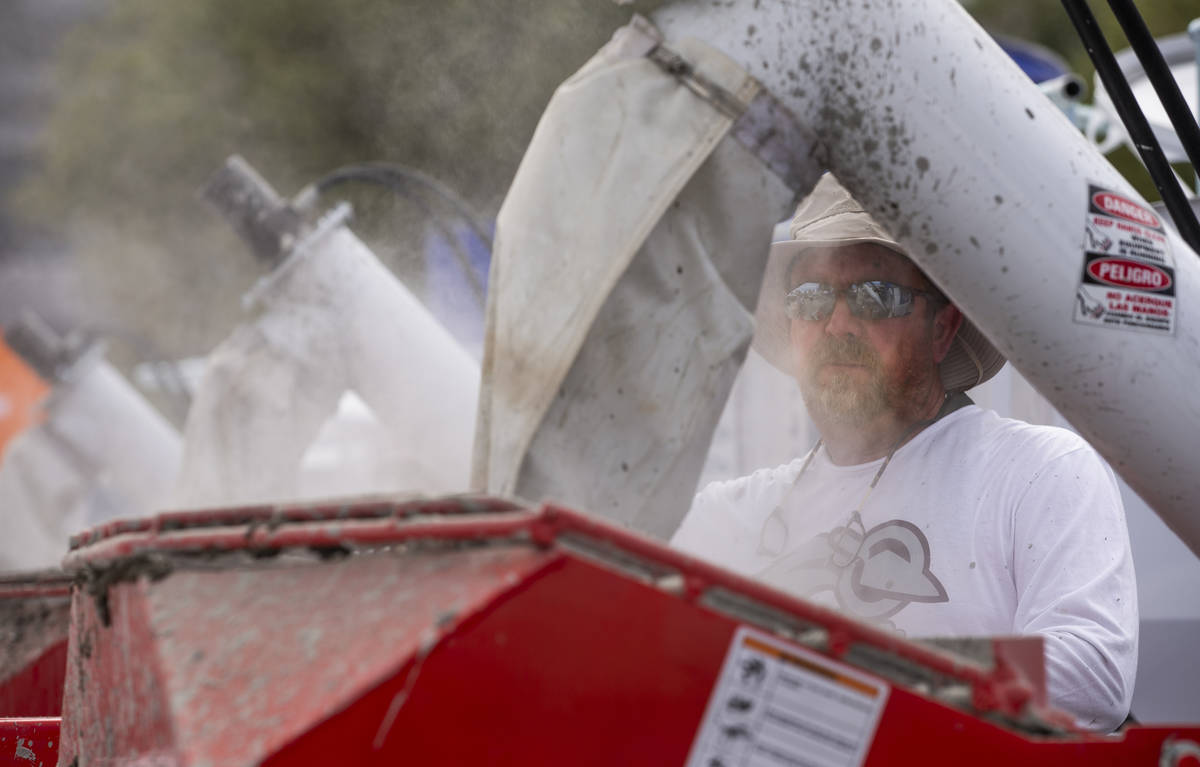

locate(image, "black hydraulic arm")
[[1104, 0, 1200, 175], [1059, 0, 1200, 255]]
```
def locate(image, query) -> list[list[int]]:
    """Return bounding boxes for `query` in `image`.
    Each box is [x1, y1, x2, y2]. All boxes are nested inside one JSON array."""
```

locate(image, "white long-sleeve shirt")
[[671, 404, 1138, 731]]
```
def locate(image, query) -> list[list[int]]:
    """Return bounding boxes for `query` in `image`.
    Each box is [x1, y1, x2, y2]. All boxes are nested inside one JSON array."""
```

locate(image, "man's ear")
[[931, 303, 964, 364]]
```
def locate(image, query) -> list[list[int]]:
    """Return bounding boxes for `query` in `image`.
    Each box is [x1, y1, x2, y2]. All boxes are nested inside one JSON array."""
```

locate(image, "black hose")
[[335, 170, 483, 304], [314, 164, 491, 305], [316, 164, 493, 248], [1059, 0, 1200, 255]]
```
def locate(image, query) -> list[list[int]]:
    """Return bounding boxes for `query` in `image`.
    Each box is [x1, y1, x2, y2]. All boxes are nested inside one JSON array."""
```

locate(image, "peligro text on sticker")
[[1075, 184, 1176, 336]]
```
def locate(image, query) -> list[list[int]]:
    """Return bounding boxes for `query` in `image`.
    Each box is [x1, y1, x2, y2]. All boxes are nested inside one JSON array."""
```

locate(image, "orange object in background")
[[0, 335, 49, 459]]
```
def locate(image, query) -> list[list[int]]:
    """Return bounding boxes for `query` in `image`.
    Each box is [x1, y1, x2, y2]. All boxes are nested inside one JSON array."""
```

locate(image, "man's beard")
[[797, 335, 925, 427]]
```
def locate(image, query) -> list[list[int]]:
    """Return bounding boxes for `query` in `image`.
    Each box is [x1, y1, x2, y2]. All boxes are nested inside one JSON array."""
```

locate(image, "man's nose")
[[823, 293, 860, 336]]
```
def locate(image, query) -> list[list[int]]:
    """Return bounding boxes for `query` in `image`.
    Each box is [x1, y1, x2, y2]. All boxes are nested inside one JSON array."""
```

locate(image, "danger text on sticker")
[[1092, 192, 1161, 229], [1088, 258, 1171, 290]]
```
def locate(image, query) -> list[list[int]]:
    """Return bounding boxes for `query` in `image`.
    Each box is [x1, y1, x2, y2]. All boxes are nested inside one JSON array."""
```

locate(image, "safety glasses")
[[784, 280, 943, 322]]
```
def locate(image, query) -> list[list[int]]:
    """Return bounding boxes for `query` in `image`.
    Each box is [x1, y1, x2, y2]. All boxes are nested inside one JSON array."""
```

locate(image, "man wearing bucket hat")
[[671, 174, 1137, 731]]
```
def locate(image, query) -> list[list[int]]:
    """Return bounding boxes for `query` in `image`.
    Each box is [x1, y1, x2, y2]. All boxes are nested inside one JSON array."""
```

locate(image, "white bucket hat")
[[753, 173, 1005, 393]]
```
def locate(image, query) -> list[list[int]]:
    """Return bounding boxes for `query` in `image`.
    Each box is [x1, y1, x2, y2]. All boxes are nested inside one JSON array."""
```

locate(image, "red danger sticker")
[[1078, 183, 1176, 335], [1091, 191, 1162, 229], [1087, 257, 1172, 290]]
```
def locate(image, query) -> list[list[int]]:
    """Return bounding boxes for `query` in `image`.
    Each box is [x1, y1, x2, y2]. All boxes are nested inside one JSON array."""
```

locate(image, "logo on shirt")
[[757, 518, 948, 624]]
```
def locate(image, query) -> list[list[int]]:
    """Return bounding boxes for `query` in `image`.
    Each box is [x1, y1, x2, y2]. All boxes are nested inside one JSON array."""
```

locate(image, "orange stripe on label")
[[743, 635, 880, 699]]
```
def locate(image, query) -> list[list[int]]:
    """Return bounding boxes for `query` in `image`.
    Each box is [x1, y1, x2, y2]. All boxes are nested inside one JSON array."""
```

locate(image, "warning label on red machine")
[[685, 627, 888, 767], [1075, 184, 1175, 334]]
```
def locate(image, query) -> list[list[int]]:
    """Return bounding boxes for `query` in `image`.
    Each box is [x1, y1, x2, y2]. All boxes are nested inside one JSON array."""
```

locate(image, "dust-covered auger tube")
[[652, 0, 1200, 556]]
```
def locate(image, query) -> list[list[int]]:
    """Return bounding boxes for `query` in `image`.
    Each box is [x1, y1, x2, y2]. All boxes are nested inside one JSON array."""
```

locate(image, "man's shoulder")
[[944, 404, 1096, 463], [672, 457, 807, 561], [694, 457, 805, 508]]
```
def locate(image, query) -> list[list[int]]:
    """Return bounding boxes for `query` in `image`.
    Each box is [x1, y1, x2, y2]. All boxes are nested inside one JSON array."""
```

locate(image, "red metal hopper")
[[37, 496, 1200, 766], [0, 571, 70, 719]]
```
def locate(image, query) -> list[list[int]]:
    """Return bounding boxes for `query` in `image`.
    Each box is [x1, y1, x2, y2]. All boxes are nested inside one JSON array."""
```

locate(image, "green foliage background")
[[15, 0, 662, 368], [10, 0, 1197, 374]]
